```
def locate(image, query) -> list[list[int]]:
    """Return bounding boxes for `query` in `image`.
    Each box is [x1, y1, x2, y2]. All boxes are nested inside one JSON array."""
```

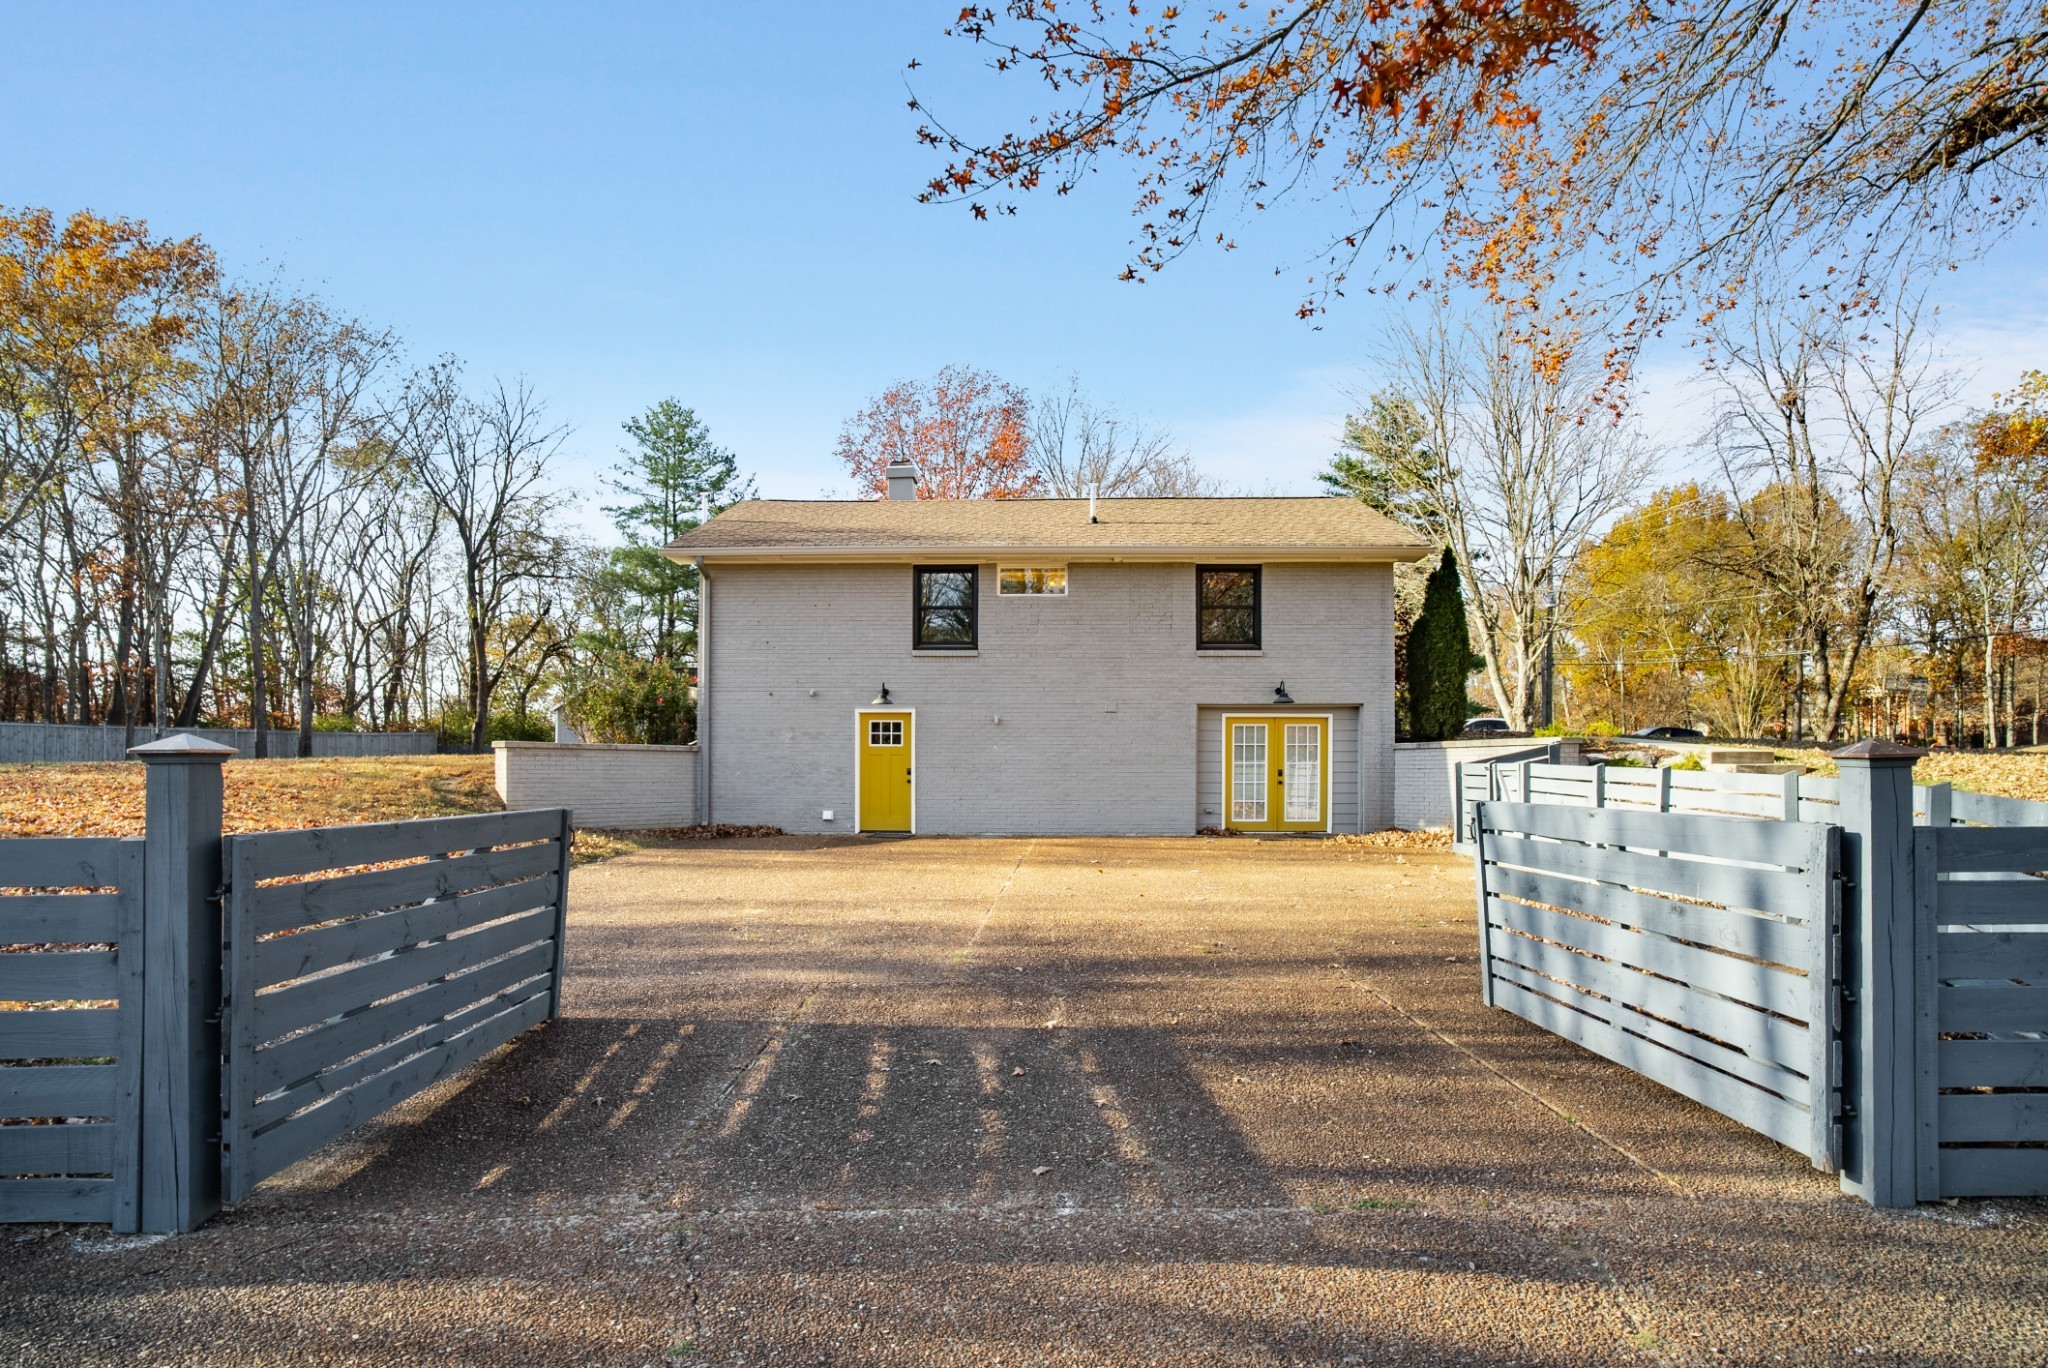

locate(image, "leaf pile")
[[1332, 828, 1456, 852]]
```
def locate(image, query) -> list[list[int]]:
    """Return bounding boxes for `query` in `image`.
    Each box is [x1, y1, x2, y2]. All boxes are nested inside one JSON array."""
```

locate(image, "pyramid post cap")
[[126, 733, 239, 762], [1828, 739, 1926, 762]]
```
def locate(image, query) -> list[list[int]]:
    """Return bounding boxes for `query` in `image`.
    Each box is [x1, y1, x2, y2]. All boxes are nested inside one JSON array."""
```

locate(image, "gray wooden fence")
[[1469, 742, 2047, 1205], [0, 721, 437, 763], [221, 809, 571, 1204], [1457, 754, 2048, 849], [1474, 801, 1842, 1169], [1912, 825, 2048, 1199], [0, 837, 146, 1229], [0, 733, 567, 1232]]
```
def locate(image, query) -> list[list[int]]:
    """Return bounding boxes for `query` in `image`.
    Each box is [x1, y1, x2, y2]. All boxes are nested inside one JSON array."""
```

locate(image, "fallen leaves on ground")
[[1333, 828, 1455, 852], [0, 755, 503, 837]]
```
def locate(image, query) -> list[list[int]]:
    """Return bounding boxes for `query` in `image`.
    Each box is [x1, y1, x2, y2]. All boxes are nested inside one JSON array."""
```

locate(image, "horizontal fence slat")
[[1485, 864, 1809, 968], [252, 981, 553, 1131], [1936, 828, 2048, 874], [0, 1063, 119, 1118], [1935, 876, 2048, 925], [0, 838, 140, 892], [1937, 1148, 2048, 1197], [0, 951, 118, 1003], [1951, 789, 2048, 828], [1937, 1092, 2048, 1143], [0, 1176, 113, 1223], [241, 810, 566, 881], [1937, 983, 2048, 1034], [0, 894, 124, 944], [1483, 829, 1813, 920], [1487, 957, 1811, 1096], [250, 842, 560, 937], [251, 907, 557, 1043], [0, 1121, 114, 1175], [0, 1009, 119, 1059], [248, 990, 551, 1186], [1490, 972, 1812, 1153], [253, 874, 558, 988], [1490, 896, 1809, 1019], [1937, 1038, 2048, 1088], [249, 942, 556, 1096], [1487, 928, 1813, 1074], [1483, 802, 1824, 866], [1937, 930, 2048, 982]]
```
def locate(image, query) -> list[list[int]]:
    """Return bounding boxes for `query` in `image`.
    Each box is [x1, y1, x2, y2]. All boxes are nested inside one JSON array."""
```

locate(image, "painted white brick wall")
[[1392, 737, 1582, 830], [701, 559, 1397, 835], [494, 742, 698, 829]]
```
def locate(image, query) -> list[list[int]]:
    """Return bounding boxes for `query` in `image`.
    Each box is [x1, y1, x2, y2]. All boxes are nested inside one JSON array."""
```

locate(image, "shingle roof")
[[667, 498, 1431, 561]]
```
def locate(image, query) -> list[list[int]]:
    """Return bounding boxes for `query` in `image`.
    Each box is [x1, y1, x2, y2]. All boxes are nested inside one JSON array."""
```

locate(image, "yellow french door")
[[857, 711, 914, 832], [1223, 715, 1329, 832]]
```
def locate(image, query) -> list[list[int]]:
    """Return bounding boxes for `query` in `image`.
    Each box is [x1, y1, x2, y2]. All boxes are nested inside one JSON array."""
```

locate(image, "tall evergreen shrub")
[[1405, 548, 1475, 741]]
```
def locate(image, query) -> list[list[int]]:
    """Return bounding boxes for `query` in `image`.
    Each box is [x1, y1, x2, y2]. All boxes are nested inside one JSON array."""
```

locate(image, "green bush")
[[433, 704, 554, 750], [1669, 754, 1705, 772], [566, 654, 694, 746], [1535, 720, 1622, 738], [311, 713, 359, 733]]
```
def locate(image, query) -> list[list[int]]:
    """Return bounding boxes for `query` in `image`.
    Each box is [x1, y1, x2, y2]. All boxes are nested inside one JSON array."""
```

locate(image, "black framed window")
[[1196, 566, 1261, 649], [914, 565, 978, 649]]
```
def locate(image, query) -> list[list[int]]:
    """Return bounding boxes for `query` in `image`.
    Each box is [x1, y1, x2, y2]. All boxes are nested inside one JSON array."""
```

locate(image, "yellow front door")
[[1223, 715, 1329, 832], [858, 711, 914, 832]]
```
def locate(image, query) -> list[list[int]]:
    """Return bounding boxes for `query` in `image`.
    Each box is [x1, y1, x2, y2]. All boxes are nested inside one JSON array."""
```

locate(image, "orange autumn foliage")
[[835, 363, 1039, 499], [917, 2, 2048, 374]]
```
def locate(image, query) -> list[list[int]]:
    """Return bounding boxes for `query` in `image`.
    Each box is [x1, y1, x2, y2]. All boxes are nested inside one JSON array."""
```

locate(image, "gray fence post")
[[1924, 781, 1952, 828], [129, 733, 236, 1233], [1832, 739, 1925, 1208]]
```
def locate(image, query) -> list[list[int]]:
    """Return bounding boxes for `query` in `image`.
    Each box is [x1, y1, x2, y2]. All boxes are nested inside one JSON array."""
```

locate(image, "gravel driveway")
[[3, 836, 2042, 1365]]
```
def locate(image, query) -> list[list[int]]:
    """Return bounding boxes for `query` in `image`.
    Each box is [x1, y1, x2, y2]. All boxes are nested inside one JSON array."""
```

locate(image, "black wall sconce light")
[[1273, 681, 1294, 705], [872, 685, 892, 706]]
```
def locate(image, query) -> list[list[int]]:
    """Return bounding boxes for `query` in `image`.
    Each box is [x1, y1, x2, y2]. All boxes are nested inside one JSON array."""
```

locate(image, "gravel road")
[[3, 835, 2041, 1365]]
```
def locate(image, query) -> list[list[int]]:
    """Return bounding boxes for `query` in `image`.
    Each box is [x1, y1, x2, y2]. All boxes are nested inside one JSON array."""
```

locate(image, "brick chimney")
[[884, 460, 920, 501]]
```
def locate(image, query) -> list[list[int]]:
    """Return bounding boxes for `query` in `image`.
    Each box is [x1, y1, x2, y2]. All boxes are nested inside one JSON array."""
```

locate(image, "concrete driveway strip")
[[1, 835, 2041, 1366]]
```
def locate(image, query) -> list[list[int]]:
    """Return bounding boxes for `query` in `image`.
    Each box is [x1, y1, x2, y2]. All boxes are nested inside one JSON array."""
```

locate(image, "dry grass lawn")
[[0, 754, 503, 838], [1738, 746, 2048, 801]]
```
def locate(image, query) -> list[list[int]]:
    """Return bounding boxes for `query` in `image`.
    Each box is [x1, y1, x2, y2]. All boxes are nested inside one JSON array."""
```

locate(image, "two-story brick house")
[[666, 461, 1429, 836]]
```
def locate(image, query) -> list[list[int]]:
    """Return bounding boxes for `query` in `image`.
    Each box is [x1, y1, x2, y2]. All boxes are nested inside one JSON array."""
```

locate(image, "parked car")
[[1462, 717, 1511, 735], [1629, 725, 1705, 740]]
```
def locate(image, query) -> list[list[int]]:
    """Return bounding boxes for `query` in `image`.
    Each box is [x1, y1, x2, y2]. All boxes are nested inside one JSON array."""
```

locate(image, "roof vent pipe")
[[1089, 481, 1099, 523], [884, 460, 920, 501]]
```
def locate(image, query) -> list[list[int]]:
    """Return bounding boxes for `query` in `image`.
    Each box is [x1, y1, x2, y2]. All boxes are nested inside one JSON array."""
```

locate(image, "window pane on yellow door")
[[1283, 723, 1322, 823], [1230, 723, 1267, 823]]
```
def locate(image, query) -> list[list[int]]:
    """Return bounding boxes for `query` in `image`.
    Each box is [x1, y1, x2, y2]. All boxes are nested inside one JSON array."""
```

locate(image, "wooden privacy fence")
[[0, 838, 145, 1229], [1475, 802, 1841, 1169], [1469, 742, 2047, 1205], [1912, 826, 2048, 1200], [0, 734, 569, 1232], [1456, 755, 2048, 850], [0, 720, 437, 763], [222, 810, 571, 1204]]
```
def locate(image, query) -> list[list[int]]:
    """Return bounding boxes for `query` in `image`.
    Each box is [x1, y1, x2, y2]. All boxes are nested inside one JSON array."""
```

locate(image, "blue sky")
[[7, 3, 2045, 528]]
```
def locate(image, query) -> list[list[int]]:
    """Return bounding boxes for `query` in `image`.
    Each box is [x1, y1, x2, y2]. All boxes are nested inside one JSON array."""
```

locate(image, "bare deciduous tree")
[[1027, 377, 1217, 497], [1336, 304, 1649, 728], [1704, 292, 1955, 740], [392, 362, 574, 753]]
